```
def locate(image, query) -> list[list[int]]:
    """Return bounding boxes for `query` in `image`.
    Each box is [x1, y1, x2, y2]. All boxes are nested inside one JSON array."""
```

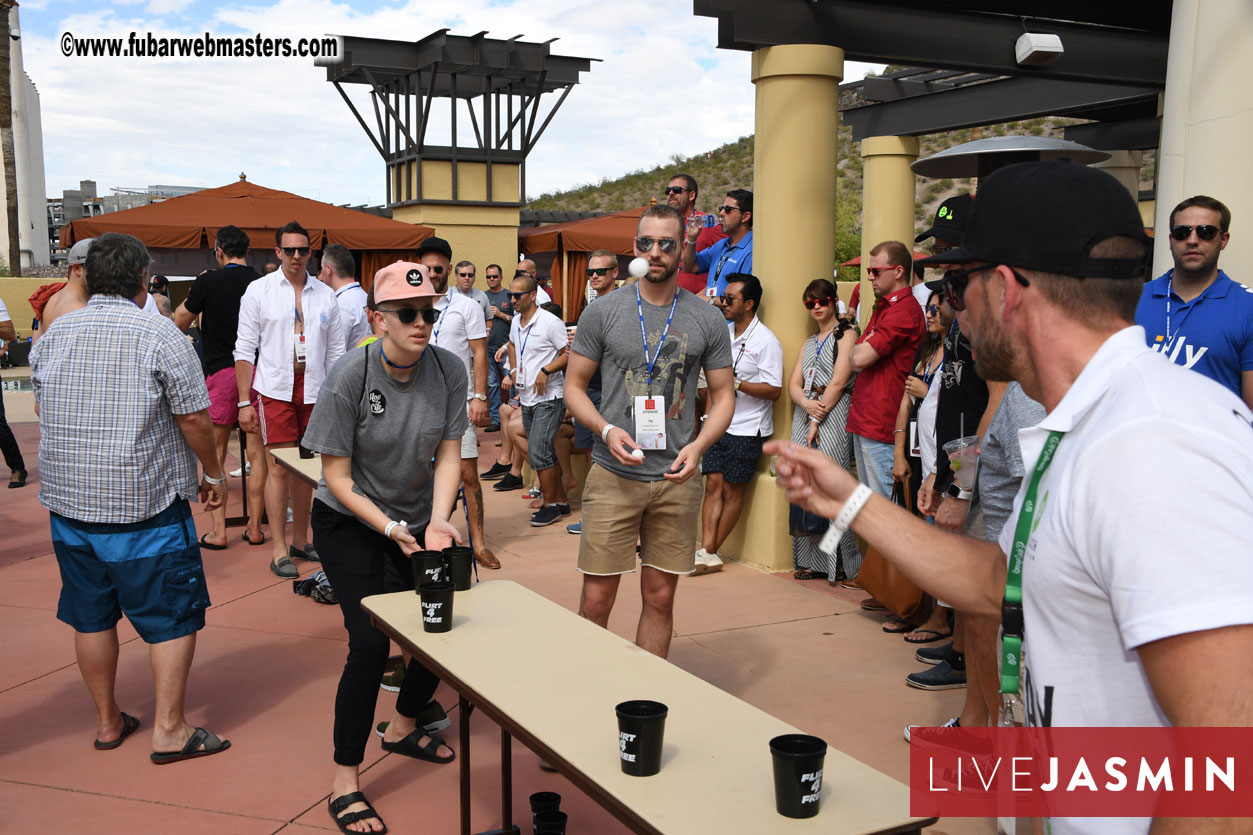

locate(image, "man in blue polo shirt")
[[681, 188, 753, 299], [1136, 195, 1253, 409]]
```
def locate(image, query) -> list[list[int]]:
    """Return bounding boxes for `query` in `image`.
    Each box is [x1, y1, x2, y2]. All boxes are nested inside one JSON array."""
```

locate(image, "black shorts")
[[701, 433, 764, 484]]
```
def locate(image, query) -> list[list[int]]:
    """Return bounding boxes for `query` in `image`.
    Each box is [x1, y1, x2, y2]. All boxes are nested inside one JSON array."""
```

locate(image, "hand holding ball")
[[630, 448, 646, 460], [628, 257, 649, 279]]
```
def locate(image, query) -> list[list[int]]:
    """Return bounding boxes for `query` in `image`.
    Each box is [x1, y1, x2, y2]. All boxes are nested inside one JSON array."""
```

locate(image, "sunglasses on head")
[[1170, 224, 1221, 242], [803, 297, 831, 310], [634, 236, 679, 254], [507, 290, 534, 300], [664, 186, 687, 195], [280, 246, 311, 256], [379, 306, 439, 325], [586, 267, 613, 277]]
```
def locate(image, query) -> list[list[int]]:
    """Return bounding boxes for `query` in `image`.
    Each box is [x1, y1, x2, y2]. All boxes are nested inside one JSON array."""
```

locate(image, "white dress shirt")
[[433, 288, 488, 400], [509, 307, 568, 406], [727, 316, 784, 436], [334, 282, 371, 350], [234, 269, 344, 403]]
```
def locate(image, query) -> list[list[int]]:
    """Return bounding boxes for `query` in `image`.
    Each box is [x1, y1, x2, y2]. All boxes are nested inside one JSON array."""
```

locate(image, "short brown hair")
[[638, 205, 683, 237], [1169, 195, 1230, 233], [869, 240, 912, 272], [588, 249, 617, 264], [1023, 236, 1147, 327]]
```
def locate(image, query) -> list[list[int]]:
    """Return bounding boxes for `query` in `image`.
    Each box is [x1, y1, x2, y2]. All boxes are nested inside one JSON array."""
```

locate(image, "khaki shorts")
[[577, 464, 702, 576], [461, 401, 479, 459]]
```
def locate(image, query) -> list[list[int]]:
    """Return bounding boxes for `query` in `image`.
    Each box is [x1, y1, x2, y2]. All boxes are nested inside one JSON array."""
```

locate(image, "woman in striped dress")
[[787, 279, 859, 582]]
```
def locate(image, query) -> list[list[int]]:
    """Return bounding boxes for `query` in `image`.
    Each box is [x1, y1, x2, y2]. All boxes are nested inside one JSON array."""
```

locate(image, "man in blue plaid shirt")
[[31, 232, 233, 764]]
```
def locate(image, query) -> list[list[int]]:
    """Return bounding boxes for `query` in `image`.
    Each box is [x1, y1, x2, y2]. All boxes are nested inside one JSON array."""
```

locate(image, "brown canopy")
[[61, 179, 434, 251], [519, 206, 646, 315]]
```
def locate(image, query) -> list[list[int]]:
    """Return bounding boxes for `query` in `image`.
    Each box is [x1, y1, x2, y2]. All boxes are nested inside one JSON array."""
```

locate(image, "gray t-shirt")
[[572, 284, 732, 481], [485, 288, 512, 351], [975, 382, 1046, 540], [302, 342, 469, 526], [458, 287, 492, 324]]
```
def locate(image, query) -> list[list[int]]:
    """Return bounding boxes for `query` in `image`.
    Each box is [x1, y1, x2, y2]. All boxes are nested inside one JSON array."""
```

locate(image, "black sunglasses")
[[867, 266, 900, 278], [280, 246, 311, 256], [1169, 224, 1221, 242], [926, 304, 940, 316], [803, 297, 831, 310], [457, 271, 474, 278], [716, 205, 740, 214], [379, 306, 439, 325], [507, 290, 534, 300], [426, 265, 444, 275], [635, 236, 679, 254], [664, 186, 687, 195], [941, 264, 1030, 311], [586, 267, 613, 277]]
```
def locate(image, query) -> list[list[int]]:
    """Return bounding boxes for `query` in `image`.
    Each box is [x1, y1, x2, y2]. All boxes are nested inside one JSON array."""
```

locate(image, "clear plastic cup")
[[943, 435, 982, 491]]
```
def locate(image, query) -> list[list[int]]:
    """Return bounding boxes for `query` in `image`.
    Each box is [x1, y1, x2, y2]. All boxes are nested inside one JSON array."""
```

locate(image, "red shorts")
[[206, 367, 248, 426], [256, 374, 313, 446]]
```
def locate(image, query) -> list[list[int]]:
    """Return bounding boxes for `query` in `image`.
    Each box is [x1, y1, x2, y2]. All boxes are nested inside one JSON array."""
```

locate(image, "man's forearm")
[[174, 410, 225, 476], [235, 360, 254, 403], [471, 341, 487, 396], [0, 320, 15, 342], [694, 382, 735, 453]]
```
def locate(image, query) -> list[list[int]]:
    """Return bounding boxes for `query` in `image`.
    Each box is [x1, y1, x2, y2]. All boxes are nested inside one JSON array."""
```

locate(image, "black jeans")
[[0, 385, 25, 474], [312, 500, 440, 766]]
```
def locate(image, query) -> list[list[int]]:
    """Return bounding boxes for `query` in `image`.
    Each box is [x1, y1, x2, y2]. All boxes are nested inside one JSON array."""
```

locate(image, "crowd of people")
[[17, 161, 1253, 834]]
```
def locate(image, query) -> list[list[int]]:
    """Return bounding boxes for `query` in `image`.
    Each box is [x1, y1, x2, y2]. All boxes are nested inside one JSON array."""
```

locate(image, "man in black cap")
[[770, 162, 1253, 750]]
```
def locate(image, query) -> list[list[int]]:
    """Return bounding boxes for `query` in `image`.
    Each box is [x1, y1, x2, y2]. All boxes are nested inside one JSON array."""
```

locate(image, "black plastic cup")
[[533, 810, 567, 834], [419, 581, 454, 633], [769, 734, 827, 818], [411, 551, 445, 590], [615, 700, 667, 776], [529, 792, 561, 832], [443, 546, 474, 591]]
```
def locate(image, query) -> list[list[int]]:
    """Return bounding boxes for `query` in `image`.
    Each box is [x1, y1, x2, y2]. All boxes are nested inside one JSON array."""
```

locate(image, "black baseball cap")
[[415, 236, 453, 260], [916, 162, 1150, 279], [915, 194, 973, 244]]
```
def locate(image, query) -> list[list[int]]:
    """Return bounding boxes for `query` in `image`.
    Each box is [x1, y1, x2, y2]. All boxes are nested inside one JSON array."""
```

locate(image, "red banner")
[[909, 727, 1253, 818]]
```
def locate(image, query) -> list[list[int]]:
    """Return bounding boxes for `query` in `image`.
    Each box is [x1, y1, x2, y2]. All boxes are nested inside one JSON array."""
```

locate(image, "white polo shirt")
[[999, 327, 1253, 740], [727, 316, 783, 436], [433, 288, 488, 401], [234, 269, 344, 403], [509, 307, 567, 407], [333, 282, 370, 351]]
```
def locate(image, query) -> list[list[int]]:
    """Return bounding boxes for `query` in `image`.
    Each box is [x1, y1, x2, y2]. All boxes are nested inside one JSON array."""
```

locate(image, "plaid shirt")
[[31, 296, 211, 523]]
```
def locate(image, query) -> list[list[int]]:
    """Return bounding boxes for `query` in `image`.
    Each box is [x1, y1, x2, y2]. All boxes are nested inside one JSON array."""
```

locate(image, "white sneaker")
[[229, 462, 251, 478], [691, 548, 723, 576], [904, 715, 959, 743]]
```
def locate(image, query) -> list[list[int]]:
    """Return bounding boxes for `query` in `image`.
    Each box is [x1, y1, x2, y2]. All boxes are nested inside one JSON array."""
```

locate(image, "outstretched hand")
[[765, 440, 859, 520]]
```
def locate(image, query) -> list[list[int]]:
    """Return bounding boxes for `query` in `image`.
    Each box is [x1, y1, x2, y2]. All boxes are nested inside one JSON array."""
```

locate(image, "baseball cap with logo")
[[68, 238, 95, 266], [414, 236, 453, 261], [915, 194, 973, 245], [916, 161, 1150, 279], [372, 261, 438, 305]]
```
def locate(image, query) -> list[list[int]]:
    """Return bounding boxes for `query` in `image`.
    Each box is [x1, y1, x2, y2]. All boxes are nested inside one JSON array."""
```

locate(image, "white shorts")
[[461, 402, 479, 459]]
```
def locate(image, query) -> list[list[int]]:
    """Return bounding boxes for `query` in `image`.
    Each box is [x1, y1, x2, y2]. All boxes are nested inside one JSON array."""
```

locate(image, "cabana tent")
[[518, 206, 645, 318]]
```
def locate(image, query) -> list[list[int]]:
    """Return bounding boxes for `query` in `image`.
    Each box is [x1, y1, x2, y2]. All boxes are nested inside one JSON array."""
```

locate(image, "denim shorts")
[[701, 433, 764, 484], [522, 397, 564, 470], [51, 499, 210, 643]]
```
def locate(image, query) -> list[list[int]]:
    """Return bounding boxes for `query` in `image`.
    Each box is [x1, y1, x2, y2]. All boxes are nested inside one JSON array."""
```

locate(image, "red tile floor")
[[0, 387, 988, 833]]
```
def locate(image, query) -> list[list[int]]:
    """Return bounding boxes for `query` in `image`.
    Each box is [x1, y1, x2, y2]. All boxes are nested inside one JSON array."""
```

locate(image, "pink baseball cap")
[[373, 261, 437, 304]]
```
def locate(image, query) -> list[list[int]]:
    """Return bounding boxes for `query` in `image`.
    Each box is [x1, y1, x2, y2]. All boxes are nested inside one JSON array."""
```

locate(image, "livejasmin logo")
[[801, 769, 823, 804], [908, 727, 1253, 818], [619, 731, 637, 762]]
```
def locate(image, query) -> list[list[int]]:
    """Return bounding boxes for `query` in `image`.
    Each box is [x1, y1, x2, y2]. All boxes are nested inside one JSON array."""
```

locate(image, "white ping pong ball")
[[631, 448, 646, 459], [628, 257, 649, 278]]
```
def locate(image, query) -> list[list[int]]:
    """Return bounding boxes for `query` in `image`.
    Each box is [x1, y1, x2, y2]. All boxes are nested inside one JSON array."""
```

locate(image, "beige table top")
[[363, 581, 931, 835], [269, 446, 321, 487]]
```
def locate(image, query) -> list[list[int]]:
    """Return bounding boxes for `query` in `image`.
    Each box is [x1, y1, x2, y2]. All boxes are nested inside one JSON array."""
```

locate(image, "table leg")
[[225, 425, 249, 527], [461, 695, 472, 835], [501, 728, 512, 830]]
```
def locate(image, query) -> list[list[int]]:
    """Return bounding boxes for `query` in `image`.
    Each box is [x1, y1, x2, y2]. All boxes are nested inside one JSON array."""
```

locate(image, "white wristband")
[[237, 400, 252, 409], [601, 423, 616, 443], [818, 484, 873, 555], [384, 520, 407, 539], [203, 471, 225, 485]]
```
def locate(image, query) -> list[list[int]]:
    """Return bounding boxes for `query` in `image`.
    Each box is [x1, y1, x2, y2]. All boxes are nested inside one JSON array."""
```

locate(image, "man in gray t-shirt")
[[565, 205, 735, 659]]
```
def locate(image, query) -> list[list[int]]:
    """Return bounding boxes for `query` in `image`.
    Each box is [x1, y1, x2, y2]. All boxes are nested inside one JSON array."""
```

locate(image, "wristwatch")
[[945, 483, 973, 500], [733, 378, 741, 391], [471, 393, 488, 401]]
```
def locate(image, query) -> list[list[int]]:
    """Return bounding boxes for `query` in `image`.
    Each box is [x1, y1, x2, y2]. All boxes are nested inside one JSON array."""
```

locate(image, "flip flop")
[[904, 628, 953, 644], [860, 596, 887, 611], [198, 533, 227, 551], [793, 569, 827, 581], [150, 726, 231, 764], [94, 712, 141, 750], [242, 531, 266, 546], [329, 792, 388, 835], [882, 616, 918, 634], [380, 729, 455, 764]]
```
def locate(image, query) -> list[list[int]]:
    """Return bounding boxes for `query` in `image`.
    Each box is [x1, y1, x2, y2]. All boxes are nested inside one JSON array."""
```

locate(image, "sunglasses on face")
[[720, 295, 741, 304], [716, 205, 740, 214], [379, 306, 439, 325], [803, 297, 832, 310], [426, 265, 445, 275], [926, 304, 940, 316], [280, 246, 311, 256], [941, 264, 1031, 311], [664, 186, 687, 195], [1170, 224, 1221, 241], [586, 267, 613, 277], [867, 266, 900, 278], [507, 290, 534, 300], [634, 236, 679, 254], [457, 271, 474, 278]]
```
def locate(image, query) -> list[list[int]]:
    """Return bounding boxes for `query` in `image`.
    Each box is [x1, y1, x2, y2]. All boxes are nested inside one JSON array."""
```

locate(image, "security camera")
[[9, 27, 20, 41], [1015, 32, 1063, 66]]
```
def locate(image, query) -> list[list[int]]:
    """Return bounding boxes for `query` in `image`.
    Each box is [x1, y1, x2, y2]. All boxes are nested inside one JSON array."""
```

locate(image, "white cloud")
[[21, 1, 881, 208]]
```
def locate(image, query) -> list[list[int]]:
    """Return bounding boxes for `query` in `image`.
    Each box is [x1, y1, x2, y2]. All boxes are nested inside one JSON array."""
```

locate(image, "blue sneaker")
[[567, 519, 582, 535]]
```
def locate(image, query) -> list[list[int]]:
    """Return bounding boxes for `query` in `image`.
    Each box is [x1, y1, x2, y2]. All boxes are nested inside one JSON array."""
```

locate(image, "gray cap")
[[68, 238, 95, 265]]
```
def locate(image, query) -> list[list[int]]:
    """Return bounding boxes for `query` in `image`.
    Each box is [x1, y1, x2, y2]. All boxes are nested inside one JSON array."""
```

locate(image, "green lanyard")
[[1000, 429, 1065, 697]]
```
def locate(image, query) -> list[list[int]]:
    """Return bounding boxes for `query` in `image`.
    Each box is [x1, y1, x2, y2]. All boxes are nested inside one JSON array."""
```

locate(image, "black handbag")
[[789, 502, 829, 536]]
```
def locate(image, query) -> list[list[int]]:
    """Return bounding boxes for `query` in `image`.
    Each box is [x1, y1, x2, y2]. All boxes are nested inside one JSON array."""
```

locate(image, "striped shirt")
[[31, 295, 211, 523]]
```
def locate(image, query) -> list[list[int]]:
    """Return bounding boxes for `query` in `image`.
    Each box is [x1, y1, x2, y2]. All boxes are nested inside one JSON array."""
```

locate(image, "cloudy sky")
[[15, 0, 882, 208]]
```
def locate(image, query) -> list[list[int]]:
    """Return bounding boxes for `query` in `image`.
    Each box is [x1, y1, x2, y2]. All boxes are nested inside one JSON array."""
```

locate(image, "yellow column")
[[1154, 0, 1253, 282], [1091, 150, 1144, 201], [858, 136, 920, 328], [391, 161, 522, 269], [715, 44, 844, 572]]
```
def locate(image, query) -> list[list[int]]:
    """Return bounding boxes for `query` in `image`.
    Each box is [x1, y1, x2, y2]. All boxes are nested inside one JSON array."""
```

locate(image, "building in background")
[[1, 1, 50, 270]]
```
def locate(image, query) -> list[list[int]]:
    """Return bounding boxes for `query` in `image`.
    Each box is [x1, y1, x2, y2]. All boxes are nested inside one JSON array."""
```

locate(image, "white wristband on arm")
[[203, 471, 225, 485], [384, 520, 407, 539], [237, 400, 252, 409], [601, 423, 616, 443], [818, 484, 874, 555]]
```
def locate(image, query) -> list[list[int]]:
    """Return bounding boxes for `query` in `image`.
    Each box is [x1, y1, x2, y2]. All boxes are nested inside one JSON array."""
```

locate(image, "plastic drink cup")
[[942, 434, 982, 491], [533, 810, 567, 834], [443, 546, 473, 591], [770, 734, 827, 818], [418, 581, 454, 633], [530, 792, 562, 833], [411, 551, 445, 589], [615, 700, 667, 776]]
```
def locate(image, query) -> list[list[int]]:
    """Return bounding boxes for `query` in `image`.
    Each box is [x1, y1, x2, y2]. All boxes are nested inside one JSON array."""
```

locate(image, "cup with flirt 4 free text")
[[418, 581, 454, 633], [615, 700, 667, 776], [769, 734, 827, 818]]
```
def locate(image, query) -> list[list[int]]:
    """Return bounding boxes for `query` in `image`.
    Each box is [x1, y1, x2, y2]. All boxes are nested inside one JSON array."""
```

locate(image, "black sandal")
[[793, 569, 827, 581], [380, 729, 455, 763], [329, 792, 387, 835]]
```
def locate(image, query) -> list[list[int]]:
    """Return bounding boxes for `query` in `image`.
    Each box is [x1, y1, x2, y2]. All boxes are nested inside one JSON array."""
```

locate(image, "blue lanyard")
[[294, 304, 303, 332], [636, 285, 679, 387], [432, 292, 449, 345], [518, 317, 535, 359]]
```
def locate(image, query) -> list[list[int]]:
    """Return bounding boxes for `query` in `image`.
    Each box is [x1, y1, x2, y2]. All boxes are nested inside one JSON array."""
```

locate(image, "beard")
[[968, 314, 1017, 382], [645, 258, 678, 284]]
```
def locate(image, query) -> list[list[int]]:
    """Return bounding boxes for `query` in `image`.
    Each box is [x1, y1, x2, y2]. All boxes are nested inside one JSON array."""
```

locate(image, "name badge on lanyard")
[[802, 366, 817, 399], [294, 334, 307, 362], [634, 396, 666, 449]]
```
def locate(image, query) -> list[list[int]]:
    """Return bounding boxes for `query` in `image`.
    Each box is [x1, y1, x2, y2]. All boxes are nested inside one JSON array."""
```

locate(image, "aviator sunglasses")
[[1169, 224, 1221, 242], [634, 236, 679, 254], [379, 306, 439, 325]]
